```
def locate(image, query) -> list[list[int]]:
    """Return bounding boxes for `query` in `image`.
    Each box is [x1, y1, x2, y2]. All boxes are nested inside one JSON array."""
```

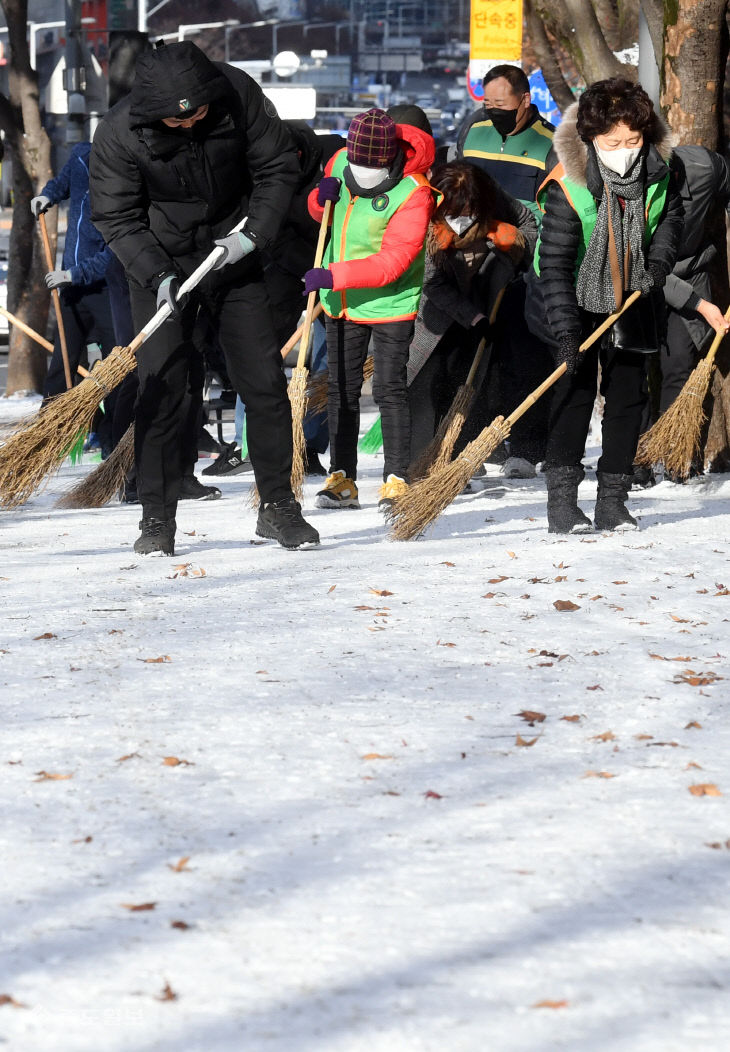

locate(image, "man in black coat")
[[90, 40, 319, 553]]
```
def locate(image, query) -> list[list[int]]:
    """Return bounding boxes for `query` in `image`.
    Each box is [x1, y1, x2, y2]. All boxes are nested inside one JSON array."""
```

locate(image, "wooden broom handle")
[[280, 302, 324, 359], [465, 287, 508, 388], [296, 199, 332, 371], [703, 303, 730, 367], [38, 211, 73, 390], [0, 307, 88, 378], [505, 289, 642, 430]]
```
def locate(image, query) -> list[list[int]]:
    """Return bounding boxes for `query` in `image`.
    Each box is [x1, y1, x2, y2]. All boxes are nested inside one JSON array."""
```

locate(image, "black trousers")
[[326, 316, 413, 481], [660, 309, 700, 414], [407, 323, 494, 463], [546, 336, 649, 476], [130, 275, 292, 520], [492, 278, 553, 463], [43, 285, 117, 451]]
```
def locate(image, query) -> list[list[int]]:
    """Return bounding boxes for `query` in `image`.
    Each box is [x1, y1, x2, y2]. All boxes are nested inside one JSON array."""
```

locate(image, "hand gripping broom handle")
[[702, 304, 730, 368], [464, 286, 507, 388], [126, 217, 248, 357], [38, 211, 73, 390], [296, 199, 333, 371], [504, 289, 642, 431]]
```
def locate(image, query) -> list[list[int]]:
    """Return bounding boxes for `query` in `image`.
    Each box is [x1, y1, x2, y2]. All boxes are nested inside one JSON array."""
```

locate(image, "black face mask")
[[486, 107, 518, 137]]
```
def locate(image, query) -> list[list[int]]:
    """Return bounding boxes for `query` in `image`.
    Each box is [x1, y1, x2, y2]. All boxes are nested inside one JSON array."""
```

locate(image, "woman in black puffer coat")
[[526, 77, 683, 534]]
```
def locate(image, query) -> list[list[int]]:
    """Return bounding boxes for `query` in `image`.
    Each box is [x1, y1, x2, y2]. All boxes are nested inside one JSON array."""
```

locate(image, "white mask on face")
[[445, 214, 477, 235], [594, 143, 641, 177], [349, 162, 390, 189]]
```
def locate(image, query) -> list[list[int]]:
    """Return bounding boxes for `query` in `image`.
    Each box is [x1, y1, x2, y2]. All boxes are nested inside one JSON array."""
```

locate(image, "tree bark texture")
[[525, 0, 577, 112], [533, 0, 633, 84], [1, 0, 54, 395], [661, 0, 727, 148]]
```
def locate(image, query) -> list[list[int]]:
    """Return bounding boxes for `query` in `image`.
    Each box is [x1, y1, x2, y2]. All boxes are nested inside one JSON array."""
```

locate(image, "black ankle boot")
[[134, 517, 176, 555], [594, 472, 638, 531], [545, 465, 594, 535]]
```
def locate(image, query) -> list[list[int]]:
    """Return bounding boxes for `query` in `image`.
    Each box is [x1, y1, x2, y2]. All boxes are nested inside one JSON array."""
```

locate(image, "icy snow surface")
[[1, 398, 729, 1052]]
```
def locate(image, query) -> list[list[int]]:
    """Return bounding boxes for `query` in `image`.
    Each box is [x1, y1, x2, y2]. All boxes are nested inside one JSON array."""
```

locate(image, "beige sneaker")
[[315, 470, 360, 509], [378, 474, 409, 511]]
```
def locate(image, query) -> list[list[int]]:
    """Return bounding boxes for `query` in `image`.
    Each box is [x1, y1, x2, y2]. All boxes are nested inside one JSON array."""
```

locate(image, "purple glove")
[[317, 177, 341, 206], [303, 268, 334, 295]]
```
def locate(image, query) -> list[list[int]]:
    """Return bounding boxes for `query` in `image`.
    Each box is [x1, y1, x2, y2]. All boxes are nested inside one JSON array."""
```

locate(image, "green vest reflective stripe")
[[321, 149, 436, 322], [461, 116, 554, 224], [533, 165, 669, 276]]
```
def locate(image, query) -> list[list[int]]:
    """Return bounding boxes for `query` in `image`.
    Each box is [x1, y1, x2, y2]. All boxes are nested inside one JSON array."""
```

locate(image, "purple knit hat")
[[347, 108, 398, 168]]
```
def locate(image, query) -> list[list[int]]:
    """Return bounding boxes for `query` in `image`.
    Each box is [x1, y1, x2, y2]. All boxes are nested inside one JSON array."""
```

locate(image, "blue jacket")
[[42, 142, 112, 286]]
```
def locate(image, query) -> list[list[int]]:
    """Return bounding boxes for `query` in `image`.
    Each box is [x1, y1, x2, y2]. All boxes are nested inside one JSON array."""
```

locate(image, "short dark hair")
[[482, 64, 529, 97], [431, 161, 498, 227], [576, 77, 659, 141]]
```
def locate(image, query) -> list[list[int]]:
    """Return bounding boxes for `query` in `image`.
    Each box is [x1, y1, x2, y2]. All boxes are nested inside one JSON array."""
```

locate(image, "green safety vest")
[[533, 164, 669, 276], [461, 115, 554, 224], [320, 149, 437, 323]]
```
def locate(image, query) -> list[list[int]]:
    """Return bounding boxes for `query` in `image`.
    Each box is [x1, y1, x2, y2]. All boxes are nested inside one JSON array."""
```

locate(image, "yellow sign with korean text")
[[470, 0, 523, 61]]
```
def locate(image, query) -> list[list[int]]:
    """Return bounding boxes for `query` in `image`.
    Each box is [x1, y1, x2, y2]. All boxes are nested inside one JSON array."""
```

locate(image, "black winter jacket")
[[664, 145, 730, 349], [89, 42, 299, 290], [526, 102, 684, 348]]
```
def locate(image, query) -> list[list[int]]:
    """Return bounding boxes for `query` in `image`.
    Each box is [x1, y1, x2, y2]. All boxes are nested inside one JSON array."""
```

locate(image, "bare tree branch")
[[525, 0, 576, 112]]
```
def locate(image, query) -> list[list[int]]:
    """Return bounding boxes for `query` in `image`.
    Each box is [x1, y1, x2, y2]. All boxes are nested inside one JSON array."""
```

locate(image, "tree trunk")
[[661, 0, 727, 148], [534, 0, 634, 85], [1, 0, 54, 395], [525, 0, 577, 112]]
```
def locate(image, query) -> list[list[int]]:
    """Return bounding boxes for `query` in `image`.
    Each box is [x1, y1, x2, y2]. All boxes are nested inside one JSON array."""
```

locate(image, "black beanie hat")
[[386, 104, 433, 137], [129, 41, 230, 125]]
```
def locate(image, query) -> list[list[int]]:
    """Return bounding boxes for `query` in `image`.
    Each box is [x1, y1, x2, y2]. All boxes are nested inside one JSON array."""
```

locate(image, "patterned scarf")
[[575, 152, 648, 314]]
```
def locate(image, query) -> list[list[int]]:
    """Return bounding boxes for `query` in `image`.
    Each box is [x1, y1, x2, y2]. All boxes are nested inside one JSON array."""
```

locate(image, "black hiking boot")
[[594, 472, 638, 531], [304, 448, 328, 476], [256, 496, 320, 550], [631, 463, 656, 490], [545, 465, 594, 535], [134, 517, 176, 556], [202, 442, 253, 477], [179, 474, 222, 500]]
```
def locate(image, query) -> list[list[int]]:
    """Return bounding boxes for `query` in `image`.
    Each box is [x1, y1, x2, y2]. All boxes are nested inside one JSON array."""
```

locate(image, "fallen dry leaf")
[[362, 753, 393, 761], [170, 920, 190, 930], [634, 734, 653, 741], [370, 588, 394, 596], [167, 856, 191, 872], [590, 731, 616, 742], [706, 840, 730, 850], [506, 550, 516, 558], [685, 721, 703, 730], [582, 770, 616, 779], [424, 790, 443, 799], [533, 999, 569, 1009], [689, 784, 722, 797], [121, 902, 156, 911], [117, 752, 141, 763], [157, 982, 177, 1002], [561, 715, 582, 723], [440, 561, 455, 567], [168, 563, 206, 579], [670, 614, 689, 623], [140, 655, 171, 664], [327, 584, 336, 593], [354, 605, 376, 611], [686, 762, 703, 770], [516, 710, 546, 725], [436, 640, 456, 647], [0, 994, 27, 1008], [586, 684, 604, 692], [675, 670, 722, 687], [488, 575, 509, 584], [33, 632, 57, 640], [554, 600, 580, 612], [162, 756, 193, 767], [34, 771, 72, 782], [516, 734, 539, 747]]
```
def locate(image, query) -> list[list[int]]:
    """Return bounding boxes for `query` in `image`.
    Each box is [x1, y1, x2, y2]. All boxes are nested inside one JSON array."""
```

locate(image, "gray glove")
[[212, 231, 256, 270], [156, 274, 184, 317], [45, 270, 72, 290], [31, 195, 52, 218]]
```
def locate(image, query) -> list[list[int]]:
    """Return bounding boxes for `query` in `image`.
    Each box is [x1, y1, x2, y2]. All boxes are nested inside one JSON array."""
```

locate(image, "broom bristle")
[[635, 357, 713, 478], [0, 345, 136, 508], [390, 416, 510, 541], [55, 423, 135, 509], [409, 385, 475, 481], [288, 367, 308, 503]]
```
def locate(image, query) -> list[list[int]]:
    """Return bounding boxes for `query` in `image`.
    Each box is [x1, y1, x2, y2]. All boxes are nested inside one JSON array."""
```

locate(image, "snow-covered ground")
[[1, 394, 729, 1052]]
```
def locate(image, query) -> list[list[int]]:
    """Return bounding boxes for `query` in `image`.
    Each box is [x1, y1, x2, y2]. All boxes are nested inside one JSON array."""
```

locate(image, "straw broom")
[[389, 291, 641, 540], [287, 200, 333, 503], [409, 288, 506, 481], [61, 309, 319, 511], [307, 353, 372, 417], [39, 212, 73, 390], [0, 219, 248, 509], [635, 304, 730, 479]]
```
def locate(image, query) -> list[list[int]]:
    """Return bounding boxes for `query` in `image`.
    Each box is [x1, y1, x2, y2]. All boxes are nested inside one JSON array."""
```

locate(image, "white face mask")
[[349, 162, 390, 189], [594, 143, 641, 177], [445, 214, 477, 236]]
